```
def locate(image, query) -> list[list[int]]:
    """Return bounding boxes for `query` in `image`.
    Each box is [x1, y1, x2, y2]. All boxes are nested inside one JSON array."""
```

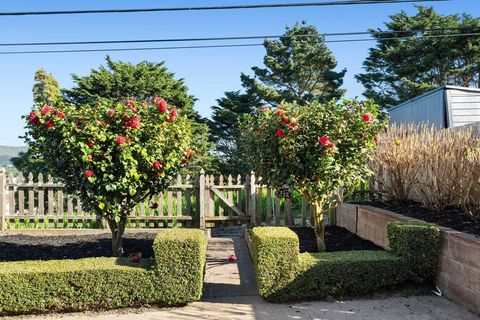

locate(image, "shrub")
[[251, 227, 299, 298], [370, 124, 479, 214], [23, 98, 194, 255], [0, 228, 206, 316], [0, 258, 157, 315], [387, 221, 440, 282], [269, 251, 407, 302], [242, 100, 386, 251], [153, 228, 207, 304], [251, 224, 440, 302]]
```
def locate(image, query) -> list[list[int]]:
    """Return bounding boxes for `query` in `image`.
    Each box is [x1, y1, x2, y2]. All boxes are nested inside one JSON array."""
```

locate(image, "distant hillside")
[[0, 146, 26, 167]]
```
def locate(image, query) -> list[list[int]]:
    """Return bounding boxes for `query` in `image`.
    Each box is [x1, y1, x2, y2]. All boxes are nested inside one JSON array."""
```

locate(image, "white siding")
[[448, 89, 480, 127]]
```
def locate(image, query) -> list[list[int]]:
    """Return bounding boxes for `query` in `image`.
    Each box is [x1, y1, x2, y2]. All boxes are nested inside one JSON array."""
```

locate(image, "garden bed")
[[0, 232, 156, 262], [353, 201, 480, 237], [290, 226, 382, 253]]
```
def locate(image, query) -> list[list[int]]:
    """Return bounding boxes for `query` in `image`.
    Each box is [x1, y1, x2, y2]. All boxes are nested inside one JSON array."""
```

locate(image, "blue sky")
[[0, 0, 478, 146]]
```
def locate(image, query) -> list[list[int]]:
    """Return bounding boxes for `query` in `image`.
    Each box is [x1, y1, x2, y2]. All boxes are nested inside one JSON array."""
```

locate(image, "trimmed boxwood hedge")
[[251, 221, 440, 302], [0, 228, 206, 316], [387, 220, 440, 283]]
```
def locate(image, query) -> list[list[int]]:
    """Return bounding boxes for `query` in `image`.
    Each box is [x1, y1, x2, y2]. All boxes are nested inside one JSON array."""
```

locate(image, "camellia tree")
[[241, 100, 386, 251], [24, 97, 194, 256]]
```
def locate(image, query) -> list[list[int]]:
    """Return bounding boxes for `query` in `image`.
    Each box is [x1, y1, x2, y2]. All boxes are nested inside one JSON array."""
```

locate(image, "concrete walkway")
[[4, 235, 478, 320]]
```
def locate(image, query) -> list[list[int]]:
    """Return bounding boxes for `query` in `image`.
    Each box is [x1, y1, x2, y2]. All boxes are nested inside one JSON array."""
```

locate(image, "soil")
[[354, 202, 480, 238], [289, 225, 382, 253], [0, 226, 380, 262], [0, 232, 156, 262]]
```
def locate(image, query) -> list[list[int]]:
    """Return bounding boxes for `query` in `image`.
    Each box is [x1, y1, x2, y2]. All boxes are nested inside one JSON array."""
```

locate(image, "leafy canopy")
[[24, 98, 193, 226], [241, 22, 346, 106], [241, 100, 386, 205], [356, 6, 480, 109]]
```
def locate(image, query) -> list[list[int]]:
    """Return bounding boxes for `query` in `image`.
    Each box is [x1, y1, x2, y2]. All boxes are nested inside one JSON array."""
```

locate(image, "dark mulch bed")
[[353, 201, 480, 238], [289, 225, 382, 253], [0, 232, 156, 262]]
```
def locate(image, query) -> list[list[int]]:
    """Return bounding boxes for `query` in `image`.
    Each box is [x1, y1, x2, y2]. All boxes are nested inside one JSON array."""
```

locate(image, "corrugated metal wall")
[[447, 88, 480, 127], [389, 87, 446, 128]]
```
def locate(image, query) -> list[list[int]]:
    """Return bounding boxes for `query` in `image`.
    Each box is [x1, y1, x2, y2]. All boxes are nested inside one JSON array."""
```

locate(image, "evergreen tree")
[[209, 91, 260, 175], [33, 68, 61, 106], [356, 6, 480, 109], [241, 22, 346, 106]]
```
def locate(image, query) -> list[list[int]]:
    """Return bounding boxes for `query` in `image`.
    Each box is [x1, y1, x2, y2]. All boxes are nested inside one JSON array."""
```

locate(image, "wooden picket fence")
[[0, 168, 338, 231]]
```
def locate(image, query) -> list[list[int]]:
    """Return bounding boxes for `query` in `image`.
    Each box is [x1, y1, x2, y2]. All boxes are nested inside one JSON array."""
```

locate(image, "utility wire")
[[0, 27, 472, 47], [0, 31, 478, 56], [0, 0, 450, 16]]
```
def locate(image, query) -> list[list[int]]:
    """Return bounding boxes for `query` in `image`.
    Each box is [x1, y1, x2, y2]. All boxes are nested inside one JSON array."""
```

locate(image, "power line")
[[0, 27, 471, 47], [0, 0, 450, 16], [0, 31, 478, 56]]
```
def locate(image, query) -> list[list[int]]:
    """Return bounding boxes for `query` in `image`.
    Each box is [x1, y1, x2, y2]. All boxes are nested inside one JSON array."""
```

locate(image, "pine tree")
[[241, 22, 346, 106], [356, 6, 480, 109]]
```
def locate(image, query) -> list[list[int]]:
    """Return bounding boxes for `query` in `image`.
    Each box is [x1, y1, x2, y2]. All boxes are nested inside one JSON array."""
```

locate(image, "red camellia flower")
[[153, 161, 161, 169], [29, 111, 39, 124], [288, 122, 298, 131], [275, 109, 284, 116], [41, 105, 55, 115], [169, 108, 177, 122], [116, 135, 126, 145], [45, 120, 55, 129], [276, 129, 284, 137], [125, 116, 141, 129], [55, 111, 65, 119], [281, 116, 289, 124], [153, 97, 168, 113], [84, 170, 94, 178], [319, 136, 334, 148], [107, 109, 115, 117], [362, 113, 373, 123], [374, 135, 380, 143], [126, 100, 136, 107]]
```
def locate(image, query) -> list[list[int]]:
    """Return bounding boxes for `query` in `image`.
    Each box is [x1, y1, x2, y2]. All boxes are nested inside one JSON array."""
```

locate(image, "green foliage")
[[270, 251, 406, 302], [63, 56, 196, 118], [251, 225, 440, 302], [356, 6, 480, 109], [153, 229, 206, 304], [208, 91, 259, 175], [241, 22, 346, 106], [387, 221, 441, 282], [0, 229, 207, 316], [251, 227, 299, 298], [23, 99, 193, 255], [33, 68, 62, 106], [242, 99, 386, 205]]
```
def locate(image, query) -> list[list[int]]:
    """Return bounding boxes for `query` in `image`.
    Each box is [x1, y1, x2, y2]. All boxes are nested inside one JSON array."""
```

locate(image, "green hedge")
[[153, 228, 207, 304], [0, 228, 206, 316], [251, 227, 299, 298], [387, 220, 440, 282], [251, 222, 440, 302], [268, 251, 407, 302]]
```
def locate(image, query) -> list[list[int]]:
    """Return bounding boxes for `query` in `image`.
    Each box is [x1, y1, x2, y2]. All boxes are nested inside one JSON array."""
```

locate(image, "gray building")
[[389, 85, 480, 128]]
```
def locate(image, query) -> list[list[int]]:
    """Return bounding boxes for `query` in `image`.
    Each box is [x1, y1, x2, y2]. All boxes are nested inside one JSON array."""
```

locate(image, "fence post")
[[0, 168, 6, 232], [248, 171, 257, 226], [198, 169, 206, 230]]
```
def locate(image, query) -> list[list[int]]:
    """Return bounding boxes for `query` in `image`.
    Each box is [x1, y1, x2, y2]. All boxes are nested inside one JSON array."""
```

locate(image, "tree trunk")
[[108, 218, 126, 257], [311, 200, 326, 252]]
